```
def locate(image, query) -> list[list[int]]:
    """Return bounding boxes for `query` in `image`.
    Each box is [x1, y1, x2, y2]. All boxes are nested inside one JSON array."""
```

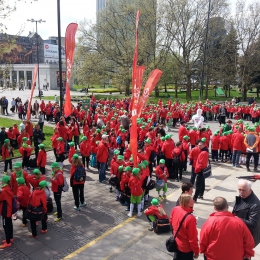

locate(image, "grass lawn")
[[0, 117, 54, 160]]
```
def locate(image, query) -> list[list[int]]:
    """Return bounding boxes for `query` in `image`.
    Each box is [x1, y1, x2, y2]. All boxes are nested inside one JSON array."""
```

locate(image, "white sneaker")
[[137, 212, 142, 217], [127, 212, 132, 217]]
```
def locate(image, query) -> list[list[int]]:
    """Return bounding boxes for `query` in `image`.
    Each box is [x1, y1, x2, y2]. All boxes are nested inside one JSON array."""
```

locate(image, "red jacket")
[[17, 133, 31, 147], [155, 165, 169, 182], [195, 150, 209, 173], [70, 164, 85, 186], [56, 142, 65, 155], [170, 206, 199, 254], [51, 169, 64, 193], [211, 135, 220, 150], [68, 147, 76, 164], [162, 140, 175, 159], [28, 189, 47, 213], [0, 185, 13, 217], [128, 176, 143, 196], [144, 204, 168, 219], [178, 125, 188, 141], [58, 125, 68, 140], [19, 145, 33, 158], [80, 141, 91, 157], [120, 172, 131, 191], [219, 136, 230, 150], [37, 150, 47, 167], [25, 123, 33, 137], [96, 140, 109, 163], [1, 145, 12, 160], [27, 175, 46, 189], [17, 185, 31, 207], [200, 211, 255, 260], [51, 133, 60, 149], [231, 132, 244, 151], [172, 147, 186, 163], [11, 171, 30, 195]]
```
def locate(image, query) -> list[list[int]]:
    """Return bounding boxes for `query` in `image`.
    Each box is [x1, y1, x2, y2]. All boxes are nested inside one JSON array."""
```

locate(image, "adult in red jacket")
[[51, 128, 60, 160], [144, 198, 168, 231], [188, 127, 197, 148], [27, 169, 46, 190], [80, 136, 91, 169], [172, 142, 186, 181], [19, 137, 34, 169], [169, 194, 199, 259], [200, 197, 254, 260], [37, 144, 47, 175], [56, 137, 65, 165], [70, 154, 86, 211], [193, 139, 209, 202], [50, 162, 64, 222], [211, 133, 220, 161], [231, 127, 244, 167], [16, 177, 31, 227], [162, 134, 175, 178], [0, 175, 14, 248], [144, 139, 155, 176], [128, 168, 143, 218], [96, 135, 109, 183], [219, 132, 230, 162], [2, 139, 13, 175], [28, 180, 48, 238], [189, 144, 201, 185], [178, 121, 188, 141]]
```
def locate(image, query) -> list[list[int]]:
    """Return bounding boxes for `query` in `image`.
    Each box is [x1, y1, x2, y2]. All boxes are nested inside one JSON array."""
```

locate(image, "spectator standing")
[[33, 100, 39, 118], [38, 111, 44, 131], [231, 127, 244, 168], [0, 126, 8, 146], [10, 98, 15, 113], [33, 124, 43, 159]]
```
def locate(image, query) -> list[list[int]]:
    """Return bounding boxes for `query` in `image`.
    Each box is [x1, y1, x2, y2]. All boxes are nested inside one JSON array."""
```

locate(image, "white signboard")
[[44, 44, 65, 59]]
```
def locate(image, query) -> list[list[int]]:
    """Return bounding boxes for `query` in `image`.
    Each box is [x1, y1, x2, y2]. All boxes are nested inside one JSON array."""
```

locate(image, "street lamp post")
[[27, 18, 46, 100]]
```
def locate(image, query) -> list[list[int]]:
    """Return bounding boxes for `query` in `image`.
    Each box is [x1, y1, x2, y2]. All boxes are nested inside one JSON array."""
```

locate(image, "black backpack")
[[172, 150, 182, 165], [149, 150, 157, 162], [74, 166, 86, 182]]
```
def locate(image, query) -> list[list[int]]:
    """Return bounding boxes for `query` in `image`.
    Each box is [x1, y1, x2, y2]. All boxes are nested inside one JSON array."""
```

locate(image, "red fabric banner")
[[137, 69, 163, 117], [130, 11, 141, 167], [64, 23, 78, 117], [26, 65, 38, 120]]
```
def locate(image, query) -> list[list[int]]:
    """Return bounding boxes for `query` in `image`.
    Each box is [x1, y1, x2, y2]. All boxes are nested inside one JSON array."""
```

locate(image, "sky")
[[3, 0, 96, 39]]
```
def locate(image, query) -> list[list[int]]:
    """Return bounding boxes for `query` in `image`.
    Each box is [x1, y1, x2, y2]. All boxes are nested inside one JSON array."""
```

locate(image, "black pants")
[[20, 206, 27, 225], [246, 153, 259, 170], [193, 172, 205, 201], [220, 149, 228, 161], [30, 213, 47, 237], [82, 156, 90, 168], [4, 159, 12, 172], [149, 163, 153, 177], [40, 166, 45, 175], [173, 118, 178, 127], [165, 158, 173, 177], [22, 156, 30, 168], [211, 150, 219, 161], [190, 167, 196, 185], [72, 184, 85, 208], [54, 192, 62, 218], [173, 164, 183, 180], [39, 122, 44, 131], [74, 136, 79, 149], [3, 217, 13, 244], [34, 142, 39, 159], [53, 148, 58, 161], [174, 249, 194, 260]]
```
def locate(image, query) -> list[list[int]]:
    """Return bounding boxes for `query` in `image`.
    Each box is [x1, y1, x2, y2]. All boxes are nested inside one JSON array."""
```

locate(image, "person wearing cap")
[[6, 127, 17, 149], [211, 132, 220, 162], [172, 142, 186, 182], [127, 168, 143, 217], [193, 139, 209, 202], [162, 134, 175, 178], [0, 175, 14, 248], [143, 138, 156, 176], [80, 136, 91, 169], [0, 126, 8, 146], [155, 159, 169, 200], [56, 137, 65, 168], [154, 134, 165, 166], [90, 139, 98, 168], [36, 144, 46, 175], [182, 136, 190, 172], [50, 162, 64, 222], [188, 127, 197, 149], [2, 139, 14, 175], [120, 166, 132, 209], [16, 177, 31, 227], [68, 142, 76, 164], [17, 129, 31, 148], [219, 132, 230, 163], [51, 128, 60, 161], [144, 198, 169, 231], [70, 154, 86, 211], [27, 169, 46, 190], [32, 124, 44, 160], [19, 137, 34, 169], [178, 121, 188, 142], [97, 134, 109, 182], [28, 180, 48, 237]]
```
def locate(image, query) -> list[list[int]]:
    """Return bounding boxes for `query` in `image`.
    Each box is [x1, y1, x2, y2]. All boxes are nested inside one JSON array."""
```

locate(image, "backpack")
[[116, 136, 122, 145], [172, 150, 182, 165], [12, 197, 19, 214], [74, 166, 87, 182], [149, 150, 157, 162]]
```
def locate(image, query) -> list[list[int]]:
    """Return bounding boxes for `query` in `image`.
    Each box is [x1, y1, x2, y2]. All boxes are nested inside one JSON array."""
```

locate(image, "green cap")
[[4, 139, 10, 144], [114, 149, 120, 155], [38, 144, 45, 149], [14, 162, 22, 168], [186, 126, 190, 130], [57, 137, 63, 141], [206, 125, 210, 129], [22, 137, 28, 141], [151, 198, 159, 206], [16, 177, 25, 185], [118, 165, 124, 172], [96, 141, 100, 145], [161, 137, 165, 141], [159, 159, 165, 164], [1, 175, 10, 183], [117, 155, 124, 160], [69, 142, 75, 146], [124, 166, 132, 172], [201, 137, 206, 143], [132, 168, 140, 175], [165, 134, 171, 140], [214, 132, 218, 136], [143, 160, 149, 166], [33, 169, 41, 175], [144, 139, 151, 144], [183, 135, 190, 140], [39, 180, 49, 188], [102, 125, 106, 129], [72, 154, 79, 159], [96, 129, 101, 133], [81, 136, 87, 141], [193, 127, 197, 131], [51, 162, 60, 168]]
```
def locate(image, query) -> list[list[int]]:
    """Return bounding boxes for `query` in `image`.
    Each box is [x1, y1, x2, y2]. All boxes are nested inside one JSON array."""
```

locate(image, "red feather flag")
[[64, 23, 78, 117]]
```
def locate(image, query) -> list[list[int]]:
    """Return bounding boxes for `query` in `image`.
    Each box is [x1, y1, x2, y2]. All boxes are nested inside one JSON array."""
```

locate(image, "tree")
[[235, 0, 260, 101]]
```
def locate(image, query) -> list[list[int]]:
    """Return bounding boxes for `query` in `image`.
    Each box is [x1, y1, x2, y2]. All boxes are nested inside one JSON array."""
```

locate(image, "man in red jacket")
[[162, 134, 175, 178], [97, 134, 109, 182], [178, 121, 188, 141], [200, 197, 254, 260], [231, 127, 244, 168], [193, 139, 209, 202]]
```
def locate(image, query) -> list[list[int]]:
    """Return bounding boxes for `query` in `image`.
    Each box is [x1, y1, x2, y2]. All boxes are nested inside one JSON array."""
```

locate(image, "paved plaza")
[[0, 89, 259, 259]]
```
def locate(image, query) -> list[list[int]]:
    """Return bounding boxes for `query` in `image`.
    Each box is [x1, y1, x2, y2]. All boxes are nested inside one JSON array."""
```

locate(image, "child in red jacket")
[[90, 140, 98, 167], [80, 136, 91, 169], [2, 139, 14, 175], [56, 137, 65, 168], [68, 142, 76, 164], [155, 159, 169, 200], [211, 132, 220, 161], [37, 144, 47, 175], [219, 132, 230, 162], [16, 177, 31, 227], [19, 137, 34, 169]]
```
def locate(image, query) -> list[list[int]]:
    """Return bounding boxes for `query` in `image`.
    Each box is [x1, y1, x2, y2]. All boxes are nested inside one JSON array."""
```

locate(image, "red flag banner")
[[64, 23, 78, 117], [26, 65, 38, 120], [137, 69, 163, 117], [130, 11, 141, 167]]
